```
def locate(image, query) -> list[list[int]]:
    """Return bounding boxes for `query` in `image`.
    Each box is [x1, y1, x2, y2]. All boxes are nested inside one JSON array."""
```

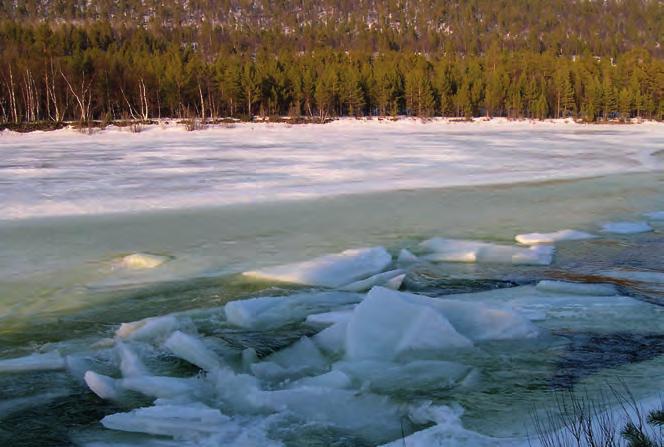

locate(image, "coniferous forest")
[[1, 0, 663, 127]]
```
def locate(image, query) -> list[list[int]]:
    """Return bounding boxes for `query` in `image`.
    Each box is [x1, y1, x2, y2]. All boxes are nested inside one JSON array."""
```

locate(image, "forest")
[[1, 0, 663, 126]]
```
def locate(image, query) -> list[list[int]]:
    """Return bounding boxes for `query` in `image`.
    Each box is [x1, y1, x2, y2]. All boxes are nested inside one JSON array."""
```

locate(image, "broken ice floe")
[[242, 246, 392, 287], [420, 238, 554, 265], [339, 268, 404, 292], [224, 291, 360, 329], [601, 221, 654, 234], [515, 229, 596, 245]]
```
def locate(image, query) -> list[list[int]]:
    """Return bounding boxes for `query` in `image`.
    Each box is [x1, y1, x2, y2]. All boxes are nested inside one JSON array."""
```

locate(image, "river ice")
[[1, 119, 663, 220]]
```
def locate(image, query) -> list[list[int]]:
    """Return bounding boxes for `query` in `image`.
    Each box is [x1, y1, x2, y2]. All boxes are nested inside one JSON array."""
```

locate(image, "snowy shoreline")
[[3, 116, 664, 137]]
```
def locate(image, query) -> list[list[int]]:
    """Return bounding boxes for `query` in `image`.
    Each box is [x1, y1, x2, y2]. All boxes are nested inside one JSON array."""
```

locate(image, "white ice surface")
[[420, 238, 554, 265], [515, 229, 596, 245], [601, 221, 654, 234], [2, 119, 663, 220], [243, 247, 392, 288]]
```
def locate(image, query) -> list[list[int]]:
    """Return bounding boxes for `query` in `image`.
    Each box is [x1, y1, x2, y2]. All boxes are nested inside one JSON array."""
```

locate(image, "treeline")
[[3, 0, 663, 58], [0, 13, 663, 124]]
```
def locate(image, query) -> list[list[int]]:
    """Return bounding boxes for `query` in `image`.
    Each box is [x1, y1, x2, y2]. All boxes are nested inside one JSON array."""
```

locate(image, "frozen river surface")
[[1, 119, 663, 220]]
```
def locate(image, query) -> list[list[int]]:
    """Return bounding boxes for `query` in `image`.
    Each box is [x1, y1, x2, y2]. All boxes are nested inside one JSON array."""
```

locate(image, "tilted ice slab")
[[163, 331, 223, 372], [397, 248, 420, 265], [420, 238, 554, 265], [115, 315, 189, 342], [601, 221, 653, 234], [119, 253, 170, 269], [535, 280, 618, 296], [339, 269, 405, 292], [102, 403, 230, 438], [515, 229, 596, 245], [243, 247, 392, 288], [251, 336, 327, 381], [345, 287, 473, 361], [0, 351, 66, 373], [345, 286, 539, 361], [224, 291, 360, 329]]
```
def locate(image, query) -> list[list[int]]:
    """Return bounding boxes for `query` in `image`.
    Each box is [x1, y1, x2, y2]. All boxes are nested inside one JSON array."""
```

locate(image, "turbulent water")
[[0, 121, 663, 447]]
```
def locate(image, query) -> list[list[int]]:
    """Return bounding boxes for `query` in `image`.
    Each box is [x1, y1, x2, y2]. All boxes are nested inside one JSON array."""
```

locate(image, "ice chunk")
[[101, 403, 229, 437], [263, 387, 405, 442], [536, 280, 618, 296], [339, 269, 404, 292], [305, 308, 353, 328], [515, 229, 596, 245], [345, 287, 472, 361], [420, 238, 554, 265], [333, 360, 472, 392], [115, 315, 181, 341], [287, 370, 352, 389], [85, 371, 122, 400], [312, 321, 348, 355], [224, 291, 360, 329], [601, 221, 653, 234], [385, 273, 405, 290], [243, 247, 392, 287], [0, 351, 65, 373], [251, 337, 327, 380], [121, 376, 200, 399], [384, 288, 538, 341], [397, 248, 420, 265], [163, 331, 221, 371], [645, 211, 664, 220], [116, 342, 147, 378], [119, 253, 169, 269]]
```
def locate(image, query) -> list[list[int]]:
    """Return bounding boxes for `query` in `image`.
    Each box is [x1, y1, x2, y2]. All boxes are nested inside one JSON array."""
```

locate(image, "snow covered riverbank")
[[1, 118, 663, 221]]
